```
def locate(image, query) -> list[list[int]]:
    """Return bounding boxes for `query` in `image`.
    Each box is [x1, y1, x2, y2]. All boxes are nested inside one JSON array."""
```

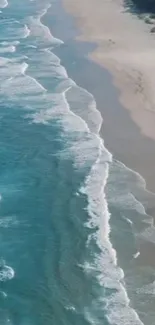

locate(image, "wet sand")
[[43, 3, 155, 324], [42, 4, 155, 324], [46, 0, 155, 194], [63, 0, 155, 140]]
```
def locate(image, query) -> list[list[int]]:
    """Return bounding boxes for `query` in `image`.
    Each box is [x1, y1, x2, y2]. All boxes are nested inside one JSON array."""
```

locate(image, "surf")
[[0, 0, 154, 324]]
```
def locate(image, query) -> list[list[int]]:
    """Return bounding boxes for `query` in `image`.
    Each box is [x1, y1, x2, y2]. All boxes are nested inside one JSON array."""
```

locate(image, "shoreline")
[[61, 0, 155, 195], [44, 1, 155, 194], [63, 0, 155, 140], [42, 3, 155, 324]]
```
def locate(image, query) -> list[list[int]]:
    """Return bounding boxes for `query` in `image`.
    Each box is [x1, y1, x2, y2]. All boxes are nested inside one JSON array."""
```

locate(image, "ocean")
[[0, 0, 155, 324]]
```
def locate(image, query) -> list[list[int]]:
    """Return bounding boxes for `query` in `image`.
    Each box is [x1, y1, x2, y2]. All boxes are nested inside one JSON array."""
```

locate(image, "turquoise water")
[[0, 0, 155, 324]]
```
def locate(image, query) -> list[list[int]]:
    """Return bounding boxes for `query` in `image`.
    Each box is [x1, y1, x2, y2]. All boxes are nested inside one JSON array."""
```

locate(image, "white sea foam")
[[65, 305, 76, 312], [0, 216, 18, 228], [66, 85, 102, 134], [21, 62, 28, 74], [75, 92, 145, 324], [79, 136, 144, 324], [40, 89, 108, 168], [0, 46, 16, 53], [2, 74, 46, 96], [44, 48, 61, 64], [137, 281, 155, 295], [0, 291, 7, 298], [26, 44, 37, 49], [80, 136, 154, 325], [13, 7, 146, 323], [29, 90, 93, 141], [23, 24, 30, 38], [26, 11, 63, 48], [0, 57, 24, 82], [28, 72, 108, 167], [0, 58, 47, 99], [106, 160, 154, 229], [25, 49, 74, 92], [133, 251, 140, 259], [0, 260, 14, 281], [0, 19, 29, 41], [1, 41, 20, 46], [122, 216, 133, 225], [0, 1, 146, 323], [138, 225, 155, 244], [21, 15, 136, 324], [0, 0, 8, 8]]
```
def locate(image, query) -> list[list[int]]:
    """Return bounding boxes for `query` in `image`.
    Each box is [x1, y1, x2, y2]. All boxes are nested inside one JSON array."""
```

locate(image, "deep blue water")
[[0, 0, 155, 324]]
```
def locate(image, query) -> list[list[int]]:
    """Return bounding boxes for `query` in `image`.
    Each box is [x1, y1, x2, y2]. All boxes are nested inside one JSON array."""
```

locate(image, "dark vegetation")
[[124, 0, 155, 13], [124, 0, 155, 29], [132, 0, 155, 13]]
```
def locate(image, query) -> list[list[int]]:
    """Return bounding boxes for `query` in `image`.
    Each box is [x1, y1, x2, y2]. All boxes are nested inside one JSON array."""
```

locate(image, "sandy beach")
[[42, 3, 155, 324], [3, 0, 155, 324], [60, 0, 155, 193], [63, 0, 155, 139]]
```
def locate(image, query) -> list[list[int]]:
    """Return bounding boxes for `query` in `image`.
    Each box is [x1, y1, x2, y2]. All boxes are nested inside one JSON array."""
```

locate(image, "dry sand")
[[63, 0, 155, 141]]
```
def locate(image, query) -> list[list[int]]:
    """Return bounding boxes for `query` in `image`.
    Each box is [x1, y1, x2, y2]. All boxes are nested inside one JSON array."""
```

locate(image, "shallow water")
[[0, 0, 155, 324]]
